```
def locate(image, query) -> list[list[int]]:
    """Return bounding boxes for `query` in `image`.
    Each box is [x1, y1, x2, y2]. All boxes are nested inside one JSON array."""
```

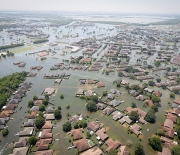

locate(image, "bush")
[[60, 94, 64, 99], [2, 129, 9, 137], [157, 129, 165, 136], [58, 106, 61, 110], [102, 91, 108, 96], [131, 102, 136, 108], [66, 104, 70, 109], [86, 132, 91, 139]]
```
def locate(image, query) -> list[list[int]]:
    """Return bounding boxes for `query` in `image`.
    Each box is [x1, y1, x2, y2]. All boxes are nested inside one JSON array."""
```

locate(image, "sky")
[[0, 0, 180, 14]]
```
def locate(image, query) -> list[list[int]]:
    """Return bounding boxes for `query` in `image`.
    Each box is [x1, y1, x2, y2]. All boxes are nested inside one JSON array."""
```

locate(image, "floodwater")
[[0, 21, 180, 155]]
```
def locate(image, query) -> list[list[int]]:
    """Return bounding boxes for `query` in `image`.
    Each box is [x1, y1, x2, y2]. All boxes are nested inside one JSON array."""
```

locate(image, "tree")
[[78, 119, 87, 128], [28, 136, 37, 145], [166, 67, 171, 71], [118, 72, 124, 77], [131, 84, 141, 91], [134, 143, 144, 155], [170, 92, 175, 98], [63, 121, 72, 132], [156, 78, 161, 83], [45, 94, 49, 100], [177, 117, 180, 125], [35, 116, 45, 129], [28, 100, 34, 108], [58, 106, 61, 110], [154, 61, 161, 67], [60, 94, 64, 99], [151, 95, 161, 103], [86, 100, 97, 112], [2, 128, 9, 137], [42, 99, 48, 106], [73, 122, 79, 129], [87, 95, 98, 103], [145, 109, 156, 123], [117, 83, 121, 87], [171, 145, 180, 155], [148, 135, 162, 151], [33, 95, 38, 101], [129, 111, 139, 123], [131, 102, 136, 108], [148, 81, 155, 87], [151, 105, 158, 112], [54, 109, 62, 119], [39, 104, 45, 111], [102, 91, 108, 96]]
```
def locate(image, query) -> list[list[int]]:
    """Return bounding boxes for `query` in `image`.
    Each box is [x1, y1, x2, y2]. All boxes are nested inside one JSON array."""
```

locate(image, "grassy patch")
[[11, 46, 35, 53]]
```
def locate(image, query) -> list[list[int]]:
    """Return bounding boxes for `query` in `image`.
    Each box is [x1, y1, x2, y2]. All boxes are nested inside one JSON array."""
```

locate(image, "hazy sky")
[[0, 0, 180, 14]]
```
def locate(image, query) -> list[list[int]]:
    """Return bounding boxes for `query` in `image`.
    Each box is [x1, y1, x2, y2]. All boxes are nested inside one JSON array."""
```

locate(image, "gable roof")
[[36, 139, 52, 151], [40, 129, 53, 139], [88, 121, 100, 132], [19, 127, 34, 136], [9, 147, 28, 155], [105, 138, 121, 152], [14, 137, 28, 148], [71, 128, 83, 140], [73, 139, 90, 152], [42, 121, 53, 129], [95, 128, 108, 141]]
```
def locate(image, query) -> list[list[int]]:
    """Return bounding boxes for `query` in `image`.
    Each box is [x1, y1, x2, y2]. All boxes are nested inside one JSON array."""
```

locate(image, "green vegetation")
[[0, 71, 27, 110], [148, 135, 162, 151], [35, 115, 45, 129], [66, 104, 70, 109], [145, 109, 156, 123], [134, 143, 144, 155], [2, 128, 9, 137], [131, 102, 136, 108], [28, 100, 34, 108], [42, 99, 48, 106], [54, 109, 62, 119], [62, 121, 72, 132], [33, 95, 38, 101], [109, 149, 118, 155], [129, 111, 139, 123], [86, 100, 97, 112], [73, 119, 87, 129], [148, 81, 155, 87], [102, 91, 108, 96], [171, 145, 180, 155], [33, 39, 49, 44], [28, 136, 37, 146], [170, 92, 175, 98], [60, 94, 64, 99], [39, 104, 45, 111], [157, 129, 165, 136], [0, 43, 24, 50]]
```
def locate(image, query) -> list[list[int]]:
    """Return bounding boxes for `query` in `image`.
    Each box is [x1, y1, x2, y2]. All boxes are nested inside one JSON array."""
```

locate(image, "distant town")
[[0, 11, 180, 155]]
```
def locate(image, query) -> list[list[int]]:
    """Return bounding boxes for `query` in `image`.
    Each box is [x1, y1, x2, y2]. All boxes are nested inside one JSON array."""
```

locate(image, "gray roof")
[[30, 106, 39, 112], [109, 100, 121, 107], [24, 119, 34, 127], [9, 99, 19, 104]]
